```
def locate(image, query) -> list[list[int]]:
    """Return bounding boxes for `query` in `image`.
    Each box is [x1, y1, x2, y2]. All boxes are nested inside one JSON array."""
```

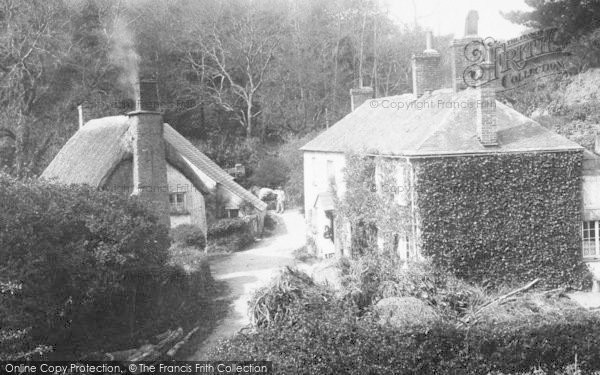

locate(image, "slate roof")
[[163, 125, 267, 210], [41, 116, 266, 211], [301, 88, 583, 156]]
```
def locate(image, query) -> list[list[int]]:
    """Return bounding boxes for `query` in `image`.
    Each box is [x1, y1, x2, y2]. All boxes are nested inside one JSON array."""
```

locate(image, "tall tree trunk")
[[246, 97, 253, 139]]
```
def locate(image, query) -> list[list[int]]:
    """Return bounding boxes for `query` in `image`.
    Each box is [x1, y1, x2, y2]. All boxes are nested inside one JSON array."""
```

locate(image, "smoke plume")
[[109, 16, 140, 101]]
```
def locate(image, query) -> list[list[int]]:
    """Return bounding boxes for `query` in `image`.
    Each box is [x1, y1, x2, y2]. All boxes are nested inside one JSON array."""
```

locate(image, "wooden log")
[[167, 326, 200, 357], [102, 327, 184, 362]]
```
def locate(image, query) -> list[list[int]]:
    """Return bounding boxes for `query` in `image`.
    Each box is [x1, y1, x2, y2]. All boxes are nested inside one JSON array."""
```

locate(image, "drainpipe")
[[408, 159, 418, 260]]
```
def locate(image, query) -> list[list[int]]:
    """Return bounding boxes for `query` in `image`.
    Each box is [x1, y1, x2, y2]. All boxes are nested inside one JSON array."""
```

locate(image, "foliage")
[[503, 0, 600, 70], [249, 267, 336, 328], [277, 132, 320, 207], [212, 264, 600, 374], [248, 156, 290, 188], [206, 217, 255, 253], [170, 224, 206, 250], [338, 254, 488, 316], [0, 173, 213, 358], [336, 153, 413, 257], [292, 247, 317, 263], [414, 152, 590, 289], [499, 70, 600, 152], [263, 212, 279, 232]]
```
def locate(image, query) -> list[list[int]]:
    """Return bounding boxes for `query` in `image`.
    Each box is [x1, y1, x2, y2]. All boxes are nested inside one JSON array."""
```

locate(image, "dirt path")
[[189, 210, 305, 359]]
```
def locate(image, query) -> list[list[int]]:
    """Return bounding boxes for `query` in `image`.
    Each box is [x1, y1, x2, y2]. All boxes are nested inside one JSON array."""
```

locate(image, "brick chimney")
[[476, 47, 498, 147], [128, 78, 170, 227], [350, 87, 374, 111], [451, 10, 483, 92], [412, 31, 442, 98]]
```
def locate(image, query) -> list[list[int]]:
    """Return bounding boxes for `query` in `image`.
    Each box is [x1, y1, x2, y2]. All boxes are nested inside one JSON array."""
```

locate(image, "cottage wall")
[[103, 160, 207, 232], [374, 157, 419, 259], [167, 164, 207, 233], [303, 151, 346, 257]]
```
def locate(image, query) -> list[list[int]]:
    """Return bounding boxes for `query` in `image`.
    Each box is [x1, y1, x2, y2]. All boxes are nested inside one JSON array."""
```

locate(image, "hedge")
[[413, 151, 590, 288], [212, 290, 600, 374], [206, 217, 254, 253], [0, 173, 212, 359], [171, 224, 206, 250]]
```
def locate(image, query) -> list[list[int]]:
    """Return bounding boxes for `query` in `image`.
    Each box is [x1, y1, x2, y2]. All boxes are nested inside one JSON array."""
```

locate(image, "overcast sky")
[[383, 0, 532, 40]]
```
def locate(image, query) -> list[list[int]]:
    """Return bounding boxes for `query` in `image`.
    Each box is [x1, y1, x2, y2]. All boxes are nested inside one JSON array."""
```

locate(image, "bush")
[[248, 156, 289, 188], [339, 253, 488, 316], [206, 218, 254, 253], [171, 224, 206, 250], [212, 268, 600, 374], [0, 173, 213, 358], [249, 267, 336, 328]]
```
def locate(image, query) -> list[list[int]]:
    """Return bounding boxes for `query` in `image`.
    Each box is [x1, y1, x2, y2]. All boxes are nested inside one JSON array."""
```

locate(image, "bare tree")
[[185, 0, 282, 139]]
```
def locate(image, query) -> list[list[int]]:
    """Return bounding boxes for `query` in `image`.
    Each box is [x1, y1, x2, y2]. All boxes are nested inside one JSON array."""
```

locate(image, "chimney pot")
[[451, 10, 482, 92], [137, 78, 160, 112], [425, 31, 434, 52], [412, 32, 441, 98], [476, 60, 498, 147]]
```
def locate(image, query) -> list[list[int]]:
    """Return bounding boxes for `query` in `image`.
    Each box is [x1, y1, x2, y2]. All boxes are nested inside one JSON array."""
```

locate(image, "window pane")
[[583, 221, 598, 257], [583, 241, 596, 257]]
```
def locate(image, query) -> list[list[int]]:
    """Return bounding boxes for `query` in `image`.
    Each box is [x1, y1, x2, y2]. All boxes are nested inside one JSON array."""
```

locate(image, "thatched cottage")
[[42, 80, 266, 234], [302, 15, 600, 288]]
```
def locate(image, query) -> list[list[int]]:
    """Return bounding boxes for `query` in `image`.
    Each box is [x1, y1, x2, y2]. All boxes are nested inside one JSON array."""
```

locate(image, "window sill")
[[583, 257, 600, 262], [170, 211, 190, 216]]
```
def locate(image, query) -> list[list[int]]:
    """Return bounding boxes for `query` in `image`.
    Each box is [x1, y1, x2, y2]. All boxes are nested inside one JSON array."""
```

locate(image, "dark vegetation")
[[0, 0, 452, 211], [205, 218, 255, 254], [212, 256, 600, 374], [0, 174, 214, 359], [170, 224, 206, 250]]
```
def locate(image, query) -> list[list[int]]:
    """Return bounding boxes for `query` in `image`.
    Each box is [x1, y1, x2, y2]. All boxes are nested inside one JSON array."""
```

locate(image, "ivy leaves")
[[414, 151, 588, 289]]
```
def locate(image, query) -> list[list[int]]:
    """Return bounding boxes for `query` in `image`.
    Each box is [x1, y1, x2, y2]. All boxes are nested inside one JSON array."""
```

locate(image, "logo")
[[463, 28, 571, 92]]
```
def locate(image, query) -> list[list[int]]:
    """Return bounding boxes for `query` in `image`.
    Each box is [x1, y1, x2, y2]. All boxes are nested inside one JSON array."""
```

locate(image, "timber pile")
[[87, 325, 199, 361]]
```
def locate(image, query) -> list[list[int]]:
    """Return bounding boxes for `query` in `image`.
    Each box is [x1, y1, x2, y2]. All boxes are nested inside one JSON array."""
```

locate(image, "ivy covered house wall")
[[412, 151, 589, 287]]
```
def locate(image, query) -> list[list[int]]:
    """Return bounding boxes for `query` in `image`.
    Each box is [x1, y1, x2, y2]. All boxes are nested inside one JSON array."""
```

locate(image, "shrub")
[[206, 218, 254, 253], [248, 156, 289, 188], [0, 173, 213, 358], [248, 267, 336, 328], [292, 246, 316, 263], [338, 253, 488, 317], [263, 212, 278, 232], [213, 272, 600, 374], [171, 224, 206, 250]]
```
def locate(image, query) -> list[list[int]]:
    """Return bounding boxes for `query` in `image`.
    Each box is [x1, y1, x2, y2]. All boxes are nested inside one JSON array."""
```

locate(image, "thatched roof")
[[301, 88, 583, 156], [41, 116, 266, 211], [41, 116, 130, 187]]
